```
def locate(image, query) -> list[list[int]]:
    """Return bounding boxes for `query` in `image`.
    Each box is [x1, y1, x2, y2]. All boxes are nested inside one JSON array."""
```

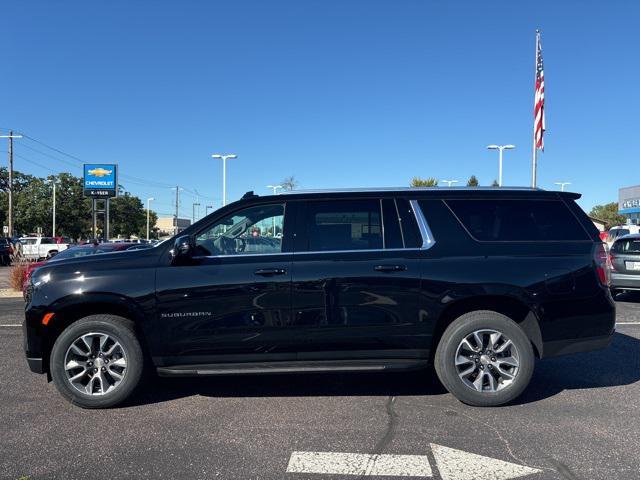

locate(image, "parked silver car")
[[609, 233, 640, 295]]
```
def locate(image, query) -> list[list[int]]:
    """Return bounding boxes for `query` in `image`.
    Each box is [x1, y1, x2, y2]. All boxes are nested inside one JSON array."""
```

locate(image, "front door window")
[[195, 204, 285, 256]]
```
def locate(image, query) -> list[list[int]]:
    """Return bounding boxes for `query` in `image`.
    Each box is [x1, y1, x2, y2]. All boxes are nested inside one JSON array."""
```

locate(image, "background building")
[[155, 217, 191, 237], [618, 185, 640, 225]]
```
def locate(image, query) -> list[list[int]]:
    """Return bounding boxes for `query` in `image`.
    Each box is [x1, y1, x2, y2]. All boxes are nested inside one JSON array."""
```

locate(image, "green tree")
[[109, 194, 148, 238], [411, 177, 438, 187], [467, 175, 479, 187], [491, 179, 499, 187], [589, 202, 626, 229], [54, 173, 93, 239]]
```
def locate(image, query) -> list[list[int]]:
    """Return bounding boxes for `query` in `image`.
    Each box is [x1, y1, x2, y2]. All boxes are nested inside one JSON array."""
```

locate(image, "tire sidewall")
[[435, 311, 535, 407], [50, 315, 143, 408]]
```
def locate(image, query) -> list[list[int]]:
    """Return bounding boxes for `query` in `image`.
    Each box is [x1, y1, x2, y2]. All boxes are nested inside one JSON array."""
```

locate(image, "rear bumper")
[[542, 333, 612, 358], [611, 273, 640, 290]]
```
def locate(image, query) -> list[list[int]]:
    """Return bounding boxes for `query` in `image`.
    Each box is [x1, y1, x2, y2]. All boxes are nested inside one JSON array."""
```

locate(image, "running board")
[[156, 359, 428, 377]]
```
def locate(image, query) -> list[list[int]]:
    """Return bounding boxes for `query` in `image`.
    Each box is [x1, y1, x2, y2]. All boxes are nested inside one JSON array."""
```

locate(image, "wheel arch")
[[431, 295, 543, 359], [41, 294, 150, 378]]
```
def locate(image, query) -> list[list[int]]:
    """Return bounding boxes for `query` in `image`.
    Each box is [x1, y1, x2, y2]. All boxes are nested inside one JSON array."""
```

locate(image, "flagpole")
[[531, 30, 539, 188]]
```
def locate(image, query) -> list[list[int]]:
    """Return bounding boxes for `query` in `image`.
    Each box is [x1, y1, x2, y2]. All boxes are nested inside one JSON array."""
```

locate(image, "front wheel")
[[434, 310, 535, 407], [50, 315, 144, 408]]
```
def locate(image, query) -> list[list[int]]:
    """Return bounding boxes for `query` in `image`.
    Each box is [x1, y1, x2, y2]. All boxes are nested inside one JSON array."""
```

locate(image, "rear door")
[[290, 196, 426, 360]]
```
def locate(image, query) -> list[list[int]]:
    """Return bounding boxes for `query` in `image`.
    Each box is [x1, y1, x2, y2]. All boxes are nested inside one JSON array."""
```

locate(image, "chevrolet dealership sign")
[[83, 164, 117, 197]]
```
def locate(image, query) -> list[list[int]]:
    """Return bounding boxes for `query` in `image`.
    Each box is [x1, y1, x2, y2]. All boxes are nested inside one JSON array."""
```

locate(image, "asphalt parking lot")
[[1, 283, 639, 480]]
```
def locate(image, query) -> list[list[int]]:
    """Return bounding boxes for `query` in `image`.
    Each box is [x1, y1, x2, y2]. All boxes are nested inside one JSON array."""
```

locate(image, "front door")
[[290, 197, 425, 360], [154, 202, 295, 366]]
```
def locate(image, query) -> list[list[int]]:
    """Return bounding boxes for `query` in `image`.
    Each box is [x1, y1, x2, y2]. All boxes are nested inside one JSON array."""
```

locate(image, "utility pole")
[[171, 186, 183, 235], [1, 131, 23, 237], [47, 178, 57, 237]]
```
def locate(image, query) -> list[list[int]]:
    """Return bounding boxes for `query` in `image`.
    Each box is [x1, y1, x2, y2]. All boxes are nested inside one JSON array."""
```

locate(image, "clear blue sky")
[[1, 0, 638, 219]]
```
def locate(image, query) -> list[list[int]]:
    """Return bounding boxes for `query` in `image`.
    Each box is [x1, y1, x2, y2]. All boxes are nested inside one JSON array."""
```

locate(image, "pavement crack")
[[407, 399, 555, 475], [357, 396, 399, 480]]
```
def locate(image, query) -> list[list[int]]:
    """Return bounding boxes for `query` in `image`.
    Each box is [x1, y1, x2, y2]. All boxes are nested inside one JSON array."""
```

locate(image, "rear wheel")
[[50, 315, 143, 408], [435, 310, 534, 407]]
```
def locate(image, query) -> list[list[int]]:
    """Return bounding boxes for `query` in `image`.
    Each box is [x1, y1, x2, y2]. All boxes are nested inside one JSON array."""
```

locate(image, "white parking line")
[[287, 452, 433, 477], [616, 322, 640, 325], [0, 324, 21, 327]]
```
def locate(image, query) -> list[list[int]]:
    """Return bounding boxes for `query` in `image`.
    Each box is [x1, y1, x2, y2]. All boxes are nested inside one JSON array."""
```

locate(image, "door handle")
[[254, 268, 287, 276], [374, 264, 407, 272]]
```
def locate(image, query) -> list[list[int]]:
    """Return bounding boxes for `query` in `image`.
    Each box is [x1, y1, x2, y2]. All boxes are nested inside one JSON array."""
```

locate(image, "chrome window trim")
[[192, 247, 424, 260], [410, 199, 436, 250]]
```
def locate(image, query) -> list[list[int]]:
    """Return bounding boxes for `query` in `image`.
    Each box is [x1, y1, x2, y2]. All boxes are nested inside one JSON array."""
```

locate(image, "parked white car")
[[20, 236, 69, 261]]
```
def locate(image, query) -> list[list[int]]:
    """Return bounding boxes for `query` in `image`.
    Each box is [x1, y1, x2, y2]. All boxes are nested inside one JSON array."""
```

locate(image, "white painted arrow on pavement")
[[287, 452, 433, 477], [286, 445, 541, 479], [431, 444, 541, 480]]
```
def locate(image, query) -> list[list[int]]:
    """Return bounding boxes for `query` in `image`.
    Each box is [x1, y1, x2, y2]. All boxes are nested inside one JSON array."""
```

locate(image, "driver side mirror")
[[171, 235, 193, 263]]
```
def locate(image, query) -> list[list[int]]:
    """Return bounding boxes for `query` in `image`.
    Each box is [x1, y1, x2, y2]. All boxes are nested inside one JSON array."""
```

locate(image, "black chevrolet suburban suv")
[[23, 187, 615, 408]]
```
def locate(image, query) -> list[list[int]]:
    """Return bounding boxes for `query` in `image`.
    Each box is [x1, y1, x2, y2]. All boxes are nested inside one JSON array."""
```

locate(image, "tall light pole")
[[441, 180, 458, 187], [212, 154, 237, 206], [205, 205, 213, 216], [554, 182, 571, 192], [47, 178, 57, 237], [1, 132, 23, 236], [487, 144, 515, 187], [146, 197, 154, 241]]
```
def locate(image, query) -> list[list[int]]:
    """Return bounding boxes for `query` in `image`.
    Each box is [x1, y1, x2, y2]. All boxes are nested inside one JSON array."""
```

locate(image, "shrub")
[[9, 264, 29, 291]]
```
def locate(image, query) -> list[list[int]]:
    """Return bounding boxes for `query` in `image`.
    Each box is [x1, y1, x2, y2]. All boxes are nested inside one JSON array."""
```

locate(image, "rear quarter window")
[[445, 199, 590, 242]]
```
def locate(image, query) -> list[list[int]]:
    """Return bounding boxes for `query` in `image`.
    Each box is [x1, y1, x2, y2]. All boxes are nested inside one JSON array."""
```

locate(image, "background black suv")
[[23, 187, 615, 408]]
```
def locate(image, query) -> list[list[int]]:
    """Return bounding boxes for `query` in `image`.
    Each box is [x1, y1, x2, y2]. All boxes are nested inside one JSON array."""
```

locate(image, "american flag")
[[534, 31, 545, 151]]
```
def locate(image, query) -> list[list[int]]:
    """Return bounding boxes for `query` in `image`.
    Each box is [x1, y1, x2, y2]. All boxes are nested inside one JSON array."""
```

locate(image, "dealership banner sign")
[[83, 164, 117, 197]]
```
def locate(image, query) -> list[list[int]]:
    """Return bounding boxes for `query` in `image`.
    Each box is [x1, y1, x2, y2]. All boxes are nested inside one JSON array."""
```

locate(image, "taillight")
[[609, 253, 617, 272], [8, 245, 13, 255], [594, 242, 610, 286]]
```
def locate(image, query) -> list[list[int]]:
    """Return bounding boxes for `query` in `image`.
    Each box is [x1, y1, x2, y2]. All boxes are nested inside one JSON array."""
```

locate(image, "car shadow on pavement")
[[127, 368, 448, 407], [516, 332, 640, 404], [126, 332, 640, 408]]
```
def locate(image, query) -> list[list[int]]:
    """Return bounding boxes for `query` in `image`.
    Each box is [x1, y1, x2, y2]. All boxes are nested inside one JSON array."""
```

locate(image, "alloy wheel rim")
[[454, 329, 520, 393], [63, 332, 128, 396]]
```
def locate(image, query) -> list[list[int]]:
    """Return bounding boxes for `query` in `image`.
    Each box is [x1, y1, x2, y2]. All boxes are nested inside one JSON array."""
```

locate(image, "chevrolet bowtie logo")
[[87, 167, 113, 177]]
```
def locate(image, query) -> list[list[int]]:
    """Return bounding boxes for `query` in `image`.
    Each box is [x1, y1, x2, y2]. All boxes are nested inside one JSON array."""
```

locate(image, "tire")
[[434, 310, 535, 407], [50, 314, 144, 408]]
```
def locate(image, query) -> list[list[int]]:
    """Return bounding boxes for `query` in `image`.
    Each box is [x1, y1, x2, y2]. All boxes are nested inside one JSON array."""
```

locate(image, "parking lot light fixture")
[[487, 145, 515, 187], [267, 185, 283, 195], [441, 180, 458, 187], [554, 182, 571, 192], [212, 154, 238, 206]]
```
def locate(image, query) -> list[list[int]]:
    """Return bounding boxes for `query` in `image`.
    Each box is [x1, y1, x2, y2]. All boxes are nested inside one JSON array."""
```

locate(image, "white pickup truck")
[[20, 237, 70, 261]]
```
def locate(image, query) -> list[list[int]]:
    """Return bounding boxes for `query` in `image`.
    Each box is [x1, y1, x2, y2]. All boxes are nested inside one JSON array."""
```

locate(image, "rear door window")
[[302, 199, 383, 252], [446, 199, 590, 241]]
